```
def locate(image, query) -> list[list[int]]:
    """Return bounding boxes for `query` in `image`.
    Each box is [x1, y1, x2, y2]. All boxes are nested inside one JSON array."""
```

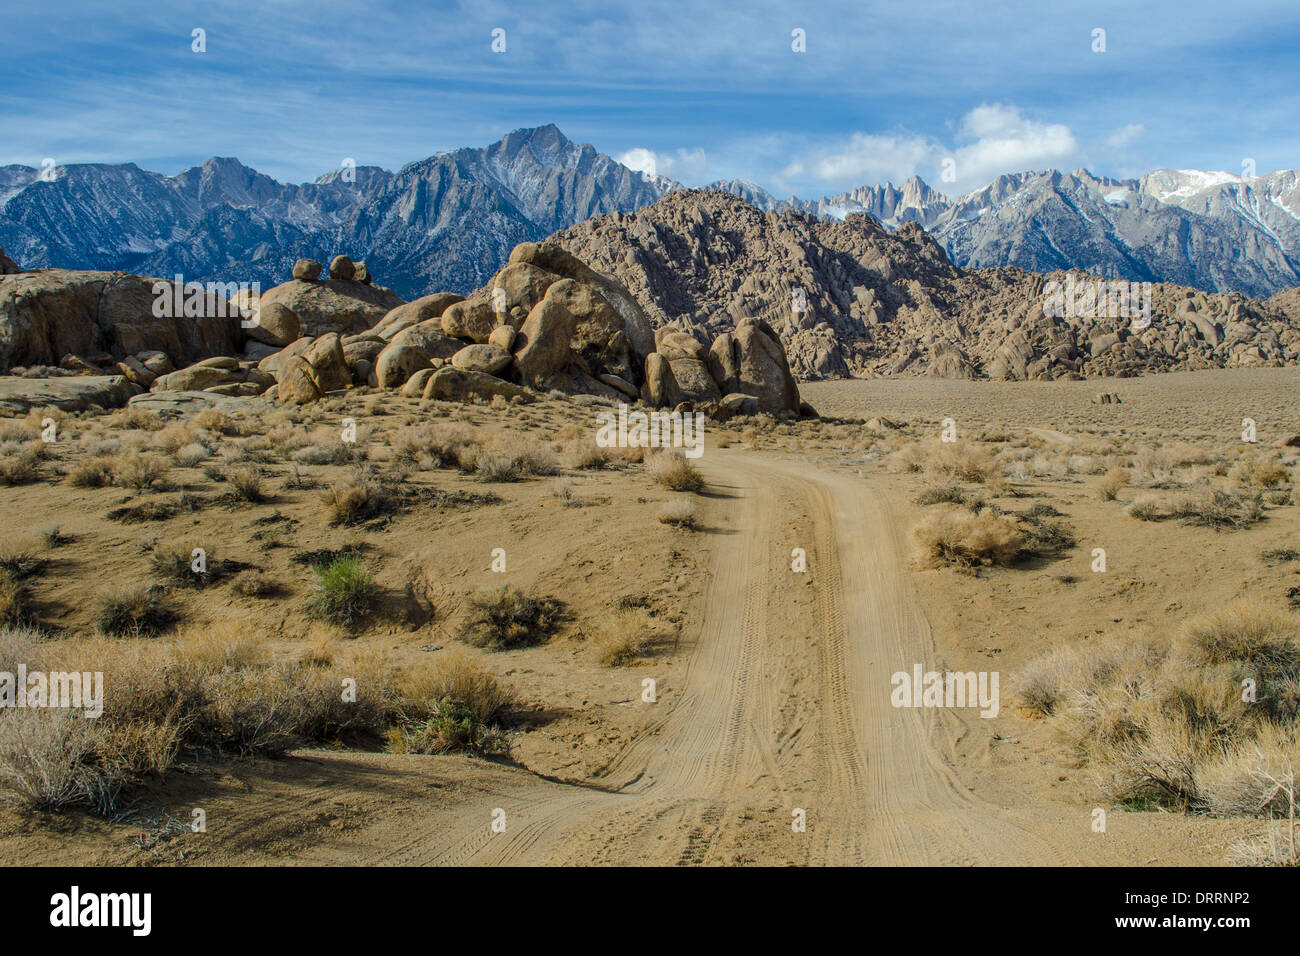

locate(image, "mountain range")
[[2, 124, 1298, 300]]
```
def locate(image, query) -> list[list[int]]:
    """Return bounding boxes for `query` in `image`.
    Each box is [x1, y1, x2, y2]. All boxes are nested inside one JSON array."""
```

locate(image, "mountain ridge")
[[3, 124, 1299, 300]]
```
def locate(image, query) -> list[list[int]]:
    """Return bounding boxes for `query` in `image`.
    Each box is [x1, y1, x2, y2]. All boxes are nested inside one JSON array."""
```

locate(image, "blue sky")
[[1, 0, 1297, 197]]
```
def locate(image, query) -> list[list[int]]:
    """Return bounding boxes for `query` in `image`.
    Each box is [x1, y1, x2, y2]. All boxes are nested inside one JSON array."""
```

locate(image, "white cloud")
[[616, 146, 708, 183], [948, 104, 1079, 186], [1105, 123, 1145, 150], [783, 103, 1081, 195]]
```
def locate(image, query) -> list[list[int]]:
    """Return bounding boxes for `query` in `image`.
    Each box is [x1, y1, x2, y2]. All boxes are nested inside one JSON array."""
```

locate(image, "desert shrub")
[[645, 451, 705, 492], [472, 441, 560, 482], [1229, 454, 1289, 491], [107, 406, 164, 432], [193, 408, 235, 435], [568, 441, 612, 470], [112, 451, 170, 491], [1127, 495, 1166, 521], [905, 440, 998, 483], [226, 465, 267, 502], [230, 569, 277, 598], [0, 710, 113, 811], [1026, 602, 1300, 815], [0, 622, 411, 812], [457, 586, 564, 650], [0, 441, 44, 486], [387, 701, 508, 755], [93, 583, 178, 637], [912, 506, 1023, 569], [0, 571, 27, 626], [657, 498, 697, 528], [400, 649, 515, 724], [914, 482, 966, 506], [1016, 509, 1076, 556], [1099, 466, 1130, 501], [590, 606, 668, 666], [1172, 489, 1262, 530], [307, 557, 375, 627], [151, 421, 198, 455], [392, 424, 479, 469], [175, 442, 210, 468], [321, 476, 390, 525], [150, 542, 217, 588]]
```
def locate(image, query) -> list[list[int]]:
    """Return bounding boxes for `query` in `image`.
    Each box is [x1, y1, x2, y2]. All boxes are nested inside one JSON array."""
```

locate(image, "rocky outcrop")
[[257, 274, 404, 337], [512, 296, 576, 383], [375, 320, 463, 388], [0, 270, 243, 372], [552, 190, 1300, 381], [423, 367, 532, 403], [0, 249, 19, 275], [373, 293, 464, 340]]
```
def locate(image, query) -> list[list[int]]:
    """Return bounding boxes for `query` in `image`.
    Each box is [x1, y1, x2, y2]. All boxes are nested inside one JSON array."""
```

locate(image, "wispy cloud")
[[0, 0, 1296, 194]]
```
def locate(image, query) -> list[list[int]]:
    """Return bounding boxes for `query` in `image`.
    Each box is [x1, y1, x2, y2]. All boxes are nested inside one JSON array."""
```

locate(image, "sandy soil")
[[2, 368, 1294, 865]]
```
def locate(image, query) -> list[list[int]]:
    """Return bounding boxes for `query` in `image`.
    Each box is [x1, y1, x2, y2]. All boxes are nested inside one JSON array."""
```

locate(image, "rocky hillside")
[[551, 190, 1300, 381], [711, 168, 1300, 298], [0, 126, 672, 299]]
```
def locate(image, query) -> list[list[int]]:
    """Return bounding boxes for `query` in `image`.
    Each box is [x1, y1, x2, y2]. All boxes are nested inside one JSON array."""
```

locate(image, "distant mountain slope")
[[551, 189, 1300, 381], [0, 126, 673, 298], [709, 168, 1300, 299], [4, 123, 1299, 300]]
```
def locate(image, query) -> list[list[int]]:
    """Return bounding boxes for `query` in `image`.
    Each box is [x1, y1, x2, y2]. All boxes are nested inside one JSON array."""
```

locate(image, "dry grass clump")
[[0, 441, 44, 486], [387, 649, 516, 754], [398, 649, 515, 725], [1099, 466, 1131, 501], [112, 450, 170, 491], [225, 464, 268, 503], [590, 606, 670, 666], [230, 569, 278, 598], [912, 506, 1023, 570], [645, 450, 705, 492], [150, 542, 217, 588], [457, 586, 565, 650], [1022, 602, 1300, 822], [1172, 489, 1262, 530], [1127, 494, 1166, 521], [657, 498, 697, 528], [895, 439, 998, 483], [391, 424, 479, 469], [914, 482, 967, 506], [1229, 453, 1290, 492], [471, 440, 560, 482], [174, 441, 210, 468], [568, 440, 613, 470], [321, 474, 391, 525], [67, 455, 116, 488], [0, 621, 414, 810], [0, 571, 28, 626], [93, 583, 178, 637], [106, 406, 165, 432], [193, 408, 237, 435]]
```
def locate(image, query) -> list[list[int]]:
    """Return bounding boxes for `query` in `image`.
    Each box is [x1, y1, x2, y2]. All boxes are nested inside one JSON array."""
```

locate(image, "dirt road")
[[364, 449, 1080, 866]]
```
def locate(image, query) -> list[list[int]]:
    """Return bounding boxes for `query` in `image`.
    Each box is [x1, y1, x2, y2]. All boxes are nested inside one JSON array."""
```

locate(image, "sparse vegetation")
[[457, 586, 565, 650], [912, 506, 1022, 570], [306, 557, 376, 628], [93, 583, 178, 637], [646, 451, 705, 492]]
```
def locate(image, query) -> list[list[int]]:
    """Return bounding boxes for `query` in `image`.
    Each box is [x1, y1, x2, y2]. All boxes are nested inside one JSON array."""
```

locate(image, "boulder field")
[[0, 246, 808, 418]]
